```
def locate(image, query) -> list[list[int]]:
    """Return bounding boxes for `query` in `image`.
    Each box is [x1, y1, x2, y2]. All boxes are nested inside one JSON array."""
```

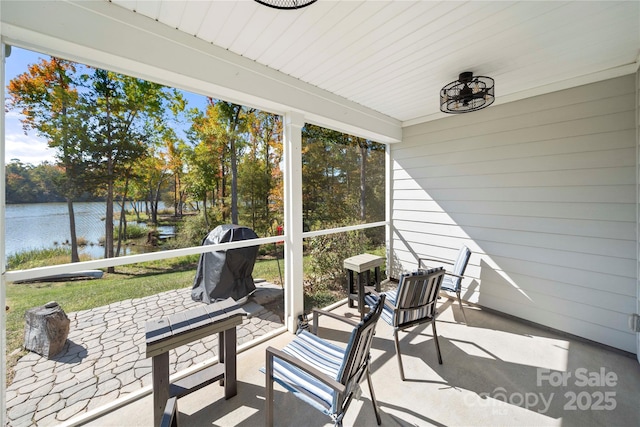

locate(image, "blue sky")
[[4, 47, 55, 164], [4, 46, 208, 165]]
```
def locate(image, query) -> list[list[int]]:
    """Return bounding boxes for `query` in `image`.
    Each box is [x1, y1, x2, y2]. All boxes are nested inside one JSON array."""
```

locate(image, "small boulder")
[[24, 301, 70, 358]]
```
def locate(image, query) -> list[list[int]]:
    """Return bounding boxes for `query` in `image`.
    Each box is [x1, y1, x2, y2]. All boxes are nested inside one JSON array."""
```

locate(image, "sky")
[[3, 46, 209, 166], [4, 47, 56, 164]]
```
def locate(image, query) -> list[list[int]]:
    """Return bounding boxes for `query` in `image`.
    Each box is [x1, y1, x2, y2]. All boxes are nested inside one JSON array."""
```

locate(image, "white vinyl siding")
[[636, 66, 640, 361], [392, 74, 637, 353]]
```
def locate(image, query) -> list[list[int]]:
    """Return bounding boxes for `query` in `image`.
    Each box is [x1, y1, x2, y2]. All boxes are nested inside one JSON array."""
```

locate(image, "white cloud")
[[5, 110, 22, 119], [4, 108, 56, 165], [5, 132, 55, 165]]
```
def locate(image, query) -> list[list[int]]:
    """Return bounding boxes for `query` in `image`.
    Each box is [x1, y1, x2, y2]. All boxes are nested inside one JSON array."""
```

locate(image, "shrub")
[[306, 229, 368, 290], [304, 280, 340, 312], [167, 212, 218, 249], [114, 223, 148, 240]]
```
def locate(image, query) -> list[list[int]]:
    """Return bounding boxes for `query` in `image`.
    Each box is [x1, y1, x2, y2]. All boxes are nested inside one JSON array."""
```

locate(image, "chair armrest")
[[311, 308, 358, 334], [367, 288, 382, 298], [265, 346, 346, 394], [364, 289, 397, 313], [382, 297, 397, 312], [418, 257, 454, 269], [419, 257, 466, 280], [444, 271, 464, 279]]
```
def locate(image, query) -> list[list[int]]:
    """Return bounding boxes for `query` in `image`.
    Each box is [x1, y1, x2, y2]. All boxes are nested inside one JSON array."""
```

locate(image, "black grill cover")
[[191, 224, 259, 304]]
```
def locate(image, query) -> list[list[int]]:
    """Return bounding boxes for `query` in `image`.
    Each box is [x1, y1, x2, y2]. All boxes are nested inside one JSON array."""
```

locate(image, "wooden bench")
[[145, 298, 247, 426]]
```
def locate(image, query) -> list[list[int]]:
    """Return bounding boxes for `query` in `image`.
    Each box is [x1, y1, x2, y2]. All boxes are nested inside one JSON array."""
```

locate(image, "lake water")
[[5, 202, 173, 260]]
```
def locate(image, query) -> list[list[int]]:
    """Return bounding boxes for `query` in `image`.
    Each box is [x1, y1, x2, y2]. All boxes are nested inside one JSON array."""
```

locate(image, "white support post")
[[635, 63, 640, 363], [283, 112, 304, 332], [1, 40, 9, 426], [385, 143, 393, 278]]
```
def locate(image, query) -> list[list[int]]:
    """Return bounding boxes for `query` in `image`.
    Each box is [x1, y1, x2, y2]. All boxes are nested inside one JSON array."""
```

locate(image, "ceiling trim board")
[[1, 0, 401, 143]]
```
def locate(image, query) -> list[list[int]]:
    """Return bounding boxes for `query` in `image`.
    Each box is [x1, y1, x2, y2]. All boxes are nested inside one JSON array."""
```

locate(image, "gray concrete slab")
[[83, 298, 640, 427]]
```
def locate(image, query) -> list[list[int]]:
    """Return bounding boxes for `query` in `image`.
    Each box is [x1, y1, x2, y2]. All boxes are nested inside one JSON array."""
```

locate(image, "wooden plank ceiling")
[[109, 0, 639, 125]]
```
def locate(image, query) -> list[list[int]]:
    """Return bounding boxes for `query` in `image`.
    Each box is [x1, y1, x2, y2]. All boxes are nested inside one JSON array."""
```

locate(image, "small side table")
[[344, 253, 384, 318]]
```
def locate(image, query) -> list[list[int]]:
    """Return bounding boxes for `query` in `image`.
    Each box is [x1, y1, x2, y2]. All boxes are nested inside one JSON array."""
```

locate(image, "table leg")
[[152, 352, 170, 427], [357, 272, 365, 319], [347, 270, 355, 308], [223, 327, 237, 399], [374, 266, 381, 292]]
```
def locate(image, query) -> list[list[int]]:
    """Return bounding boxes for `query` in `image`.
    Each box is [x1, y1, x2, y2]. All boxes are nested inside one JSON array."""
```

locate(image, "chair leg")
[[366, 367, 382, 425], [393, 329, 405, 381], [457, 291, 467, 324], [265, 351, 274, 427], [159, 396, 178, 427], [431, 320, 443, 364]]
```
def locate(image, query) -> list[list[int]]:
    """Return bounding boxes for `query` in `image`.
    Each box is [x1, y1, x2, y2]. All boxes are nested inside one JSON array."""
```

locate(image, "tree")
[[185, 105, 227, 228], [81, 69, 182, 268], [165, 136, 185, 217], [7, 58, 87, 262], [302, 125, 352, 228], [138, 147, 170, 225], [5, 160, 38, 203], [215, 101, 254, 225], [301, 124, 385, 230], [239, 110, 282, 235]]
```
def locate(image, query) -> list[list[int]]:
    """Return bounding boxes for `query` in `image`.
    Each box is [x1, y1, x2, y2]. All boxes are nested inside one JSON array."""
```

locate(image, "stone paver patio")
[[5, 282, 284, 426]]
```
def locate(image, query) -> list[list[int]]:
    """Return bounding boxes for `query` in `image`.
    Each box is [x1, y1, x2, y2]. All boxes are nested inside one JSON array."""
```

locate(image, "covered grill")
[[191, 224, 259, 304]]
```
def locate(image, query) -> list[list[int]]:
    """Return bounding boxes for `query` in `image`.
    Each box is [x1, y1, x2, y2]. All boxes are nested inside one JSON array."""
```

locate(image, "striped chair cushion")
[[443, 246, 471, 292], [452, 246, 471, 276], [440, 275, 456, 292], [365, 290, 395, 326], [270, 330, 346, 415], [365, 268, 442, 328]]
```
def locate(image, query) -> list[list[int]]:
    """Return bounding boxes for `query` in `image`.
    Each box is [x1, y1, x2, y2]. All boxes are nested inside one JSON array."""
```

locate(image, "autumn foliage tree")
[[8, 59, 185, 266], [81, 69, 185, 268], [7, 57, 86, 262]]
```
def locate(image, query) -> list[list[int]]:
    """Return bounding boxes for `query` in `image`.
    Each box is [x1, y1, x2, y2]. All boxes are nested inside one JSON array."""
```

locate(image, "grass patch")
[[253, 257, 285, 286], [6, 247, 93, 270], [8, 247, 68, 270]]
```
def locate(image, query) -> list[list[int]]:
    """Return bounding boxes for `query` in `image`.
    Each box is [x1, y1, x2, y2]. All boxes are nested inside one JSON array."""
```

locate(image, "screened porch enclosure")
[[1, 0, 639, 425]]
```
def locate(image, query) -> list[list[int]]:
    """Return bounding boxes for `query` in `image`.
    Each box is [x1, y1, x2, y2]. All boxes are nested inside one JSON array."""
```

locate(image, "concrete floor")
[[83, 299, 640, 427]]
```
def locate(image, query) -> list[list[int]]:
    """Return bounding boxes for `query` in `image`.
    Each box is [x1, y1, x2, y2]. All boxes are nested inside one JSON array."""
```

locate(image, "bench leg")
[[223, 327, 237, 399], [152, 352, 170, 427], [218, 331, 225, 386]]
